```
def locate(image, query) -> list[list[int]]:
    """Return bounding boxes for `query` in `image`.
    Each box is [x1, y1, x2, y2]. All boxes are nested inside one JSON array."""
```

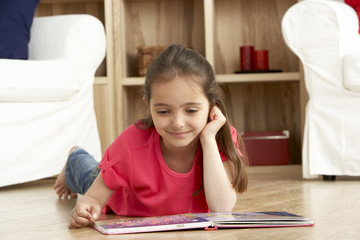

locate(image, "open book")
[[92, 211, 314, 235]]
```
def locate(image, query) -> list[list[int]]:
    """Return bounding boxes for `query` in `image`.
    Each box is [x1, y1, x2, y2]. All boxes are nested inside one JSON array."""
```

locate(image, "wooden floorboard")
[[0, 165, 359, 239]]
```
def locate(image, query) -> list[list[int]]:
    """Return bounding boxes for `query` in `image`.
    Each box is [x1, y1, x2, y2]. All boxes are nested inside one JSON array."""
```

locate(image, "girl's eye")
[[157, 110, 169, 115], [186, 109, 198, 114]]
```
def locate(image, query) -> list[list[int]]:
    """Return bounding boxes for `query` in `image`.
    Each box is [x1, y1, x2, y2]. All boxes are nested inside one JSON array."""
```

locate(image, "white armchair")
[[0, 14, 105, 187], [282, 0, 360, 179]]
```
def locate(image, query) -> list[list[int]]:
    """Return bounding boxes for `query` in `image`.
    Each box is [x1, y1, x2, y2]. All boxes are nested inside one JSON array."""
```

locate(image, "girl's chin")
[[162, 136, 199, 149]]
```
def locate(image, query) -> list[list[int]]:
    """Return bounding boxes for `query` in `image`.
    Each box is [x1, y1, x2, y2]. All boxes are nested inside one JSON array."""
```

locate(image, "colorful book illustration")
[[92, 211, 314, 235]]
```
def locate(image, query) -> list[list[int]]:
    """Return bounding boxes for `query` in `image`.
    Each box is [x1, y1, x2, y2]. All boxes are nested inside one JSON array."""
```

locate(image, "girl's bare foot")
[[53, 146, 78, 199]]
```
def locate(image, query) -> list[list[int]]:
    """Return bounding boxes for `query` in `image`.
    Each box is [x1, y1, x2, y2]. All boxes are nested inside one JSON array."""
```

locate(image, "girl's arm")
[[200, 106, 237, 212], [68, 173, 113, 228]]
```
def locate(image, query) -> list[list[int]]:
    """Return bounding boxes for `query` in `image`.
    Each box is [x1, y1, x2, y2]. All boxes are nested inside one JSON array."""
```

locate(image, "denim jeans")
[[65, 147, 100, 195]]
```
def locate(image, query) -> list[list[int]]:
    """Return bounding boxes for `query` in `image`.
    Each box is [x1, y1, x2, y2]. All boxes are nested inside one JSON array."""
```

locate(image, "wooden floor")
[[1, 165, 359, 240]]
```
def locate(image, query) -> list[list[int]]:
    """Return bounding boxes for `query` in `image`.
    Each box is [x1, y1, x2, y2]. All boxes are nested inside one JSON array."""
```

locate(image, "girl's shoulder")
[[114, 121, 157, 149]]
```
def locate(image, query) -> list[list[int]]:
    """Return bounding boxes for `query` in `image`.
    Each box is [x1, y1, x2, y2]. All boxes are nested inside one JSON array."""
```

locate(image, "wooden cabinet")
[[35, 0, 117, 153], [113, 0, 301, 163], [35, 0, 302, 164]]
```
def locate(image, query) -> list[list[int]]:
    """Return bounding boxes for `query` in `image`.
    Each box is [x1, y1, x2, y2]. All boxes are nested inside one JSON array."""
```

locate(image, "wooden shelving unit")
[[35, 0, 302, 163], [114, 0, 301, 163]]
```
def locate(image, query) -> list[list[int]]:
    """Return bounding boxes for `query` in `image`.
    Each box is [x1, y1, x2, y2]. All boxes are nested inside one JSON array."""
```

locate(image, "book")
[[92, 211, 314, 235]]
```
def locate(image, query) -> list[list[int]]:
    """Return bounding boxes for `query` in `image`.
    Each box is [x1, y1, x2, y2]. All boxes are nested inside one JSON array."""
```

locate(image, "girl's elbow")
[[208, 197, 237, 212], [209, 203, 235, 213]]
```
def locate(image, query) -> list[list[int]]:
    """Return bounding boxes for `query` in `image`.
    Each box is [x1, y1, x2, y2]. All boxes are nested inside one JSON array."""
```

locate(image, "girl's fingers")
[[75, 207, 93, 220], [200, 106, 226, 140], [68, 217, 91, 228], [90, 205, 101, 221], [68, 205, 95, 228], [69, 215, 92, 228], [208, 106, 226, 131], [210, 106, 226, 123]]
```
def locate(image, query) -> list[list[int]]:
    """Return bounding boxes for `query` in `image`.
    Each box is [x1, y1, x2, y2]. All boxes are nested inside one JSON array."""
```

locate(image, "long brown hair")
[[139, 44, 248, 193]]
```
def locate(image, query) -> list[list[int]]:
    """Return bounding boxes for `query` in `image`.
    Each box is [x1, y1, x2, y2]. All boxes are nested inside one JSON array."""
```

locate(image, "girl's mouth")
[[168, 130, 191, 138]]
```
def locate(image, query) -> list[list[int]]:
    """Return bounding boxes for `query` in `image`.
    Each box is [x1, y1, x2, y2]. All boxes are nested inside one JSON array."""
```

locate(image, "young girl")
[[54, 44, 248, 229]]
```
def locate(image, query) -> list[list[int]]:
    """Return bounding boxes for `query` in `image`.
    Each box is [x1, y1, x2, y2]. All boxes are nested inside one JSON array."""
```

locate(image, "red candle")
[[240, 46, 254, 71], [254, 50, 269, 70]]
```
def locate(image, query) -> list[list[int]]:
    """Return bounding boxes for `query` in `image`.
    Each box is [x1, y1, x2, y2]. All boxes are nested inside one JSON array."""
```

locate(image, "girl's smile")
[[168, 130, 191, 142], [167, 130, 192, 139]]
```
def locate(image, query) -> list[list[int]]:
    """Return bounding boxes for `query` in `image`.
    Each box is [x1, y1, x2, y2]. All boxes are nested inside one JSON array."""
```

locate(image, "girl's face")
[[149, 76, 210, 151]]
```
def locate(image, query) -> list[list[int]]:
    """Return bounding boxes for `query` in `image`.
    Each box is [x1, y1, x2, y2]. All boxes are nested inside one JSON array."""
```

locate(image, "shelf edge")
[[122, 72, 300, 86], [40, 0, 103, 4], [216, 72, 300, 83]]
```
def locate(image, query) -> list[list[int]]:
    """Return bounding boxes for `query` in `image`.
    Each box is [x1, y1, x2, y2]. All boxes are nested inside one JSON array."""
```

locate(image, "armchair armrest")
[[29, 14, 106, 78], [0, 14, 106, 102], [343, 53, 360, 92], [282, 0, 360, 61]]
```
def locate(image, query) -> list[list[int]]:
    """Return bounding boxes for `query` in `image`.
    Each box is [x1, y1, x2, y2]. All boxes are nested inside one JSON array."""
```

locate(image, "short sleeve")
[[98, 136, 133, 191]]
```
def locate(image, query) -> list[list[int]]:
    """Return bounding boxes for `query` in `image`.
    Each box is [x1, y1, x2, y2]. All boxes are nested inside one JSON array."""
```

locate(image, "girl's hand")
[[68, 174, 113, 229], [68, 196, 101, 228], [200, 105, 226, 141]]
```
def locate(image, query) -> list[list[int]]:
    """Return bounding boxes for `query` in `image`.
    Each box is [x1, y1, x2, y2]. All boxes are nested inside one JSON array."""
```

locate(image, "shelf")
[[122, 72, 300, 86], [40, 0, 103, 3], [123, 77, 144, 86], [216, 72, 300, 83]]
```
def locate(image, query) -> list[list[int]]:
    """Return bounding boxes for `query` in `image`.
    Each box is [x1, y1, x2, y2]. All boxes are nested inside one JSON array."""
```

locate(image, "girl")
[[54, 44, 248, 229]]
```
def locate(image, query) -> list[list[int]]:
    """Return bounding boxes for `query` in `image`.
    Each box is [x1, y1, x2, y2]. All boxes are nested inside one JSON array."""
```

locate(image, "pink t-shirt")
[[98, 122, 238, 217]]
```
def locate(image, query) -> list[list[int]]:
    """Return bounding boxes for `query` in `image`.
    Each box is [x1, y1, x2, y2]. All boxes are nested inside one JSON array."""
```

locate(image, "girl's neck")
[[160, 138, 199, 174]]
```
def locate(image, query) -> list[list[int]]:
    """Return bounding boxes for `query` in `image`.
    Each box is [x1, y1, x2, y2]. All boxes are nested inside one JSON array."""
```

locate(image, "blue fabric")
[[65, 147, 100, 195], [0, 0, 40, 59]]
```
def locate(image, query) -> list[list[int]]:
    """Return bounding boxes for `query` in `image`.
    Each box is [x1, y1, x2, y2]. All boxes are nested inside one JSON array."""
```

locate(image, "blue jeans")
[[65, 147, 100, 195]]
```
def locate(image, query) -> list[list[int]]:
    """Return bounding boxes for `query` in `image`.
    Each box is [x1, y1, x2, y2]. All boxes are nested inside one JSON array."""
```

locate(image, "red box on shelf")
[[241, 130, 290, 166]]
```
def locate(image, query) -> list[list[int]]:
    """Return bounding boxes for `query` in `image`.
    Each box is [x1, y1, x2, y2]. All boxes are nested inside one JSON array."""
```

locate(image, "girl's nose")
[[172, 113, 185, 129]]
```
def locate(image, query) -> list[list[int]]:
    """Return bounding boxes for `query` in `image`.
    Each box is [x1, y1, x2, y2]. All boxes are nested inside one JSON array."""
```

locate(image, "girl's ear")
[[143, 97, 149, 105]]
